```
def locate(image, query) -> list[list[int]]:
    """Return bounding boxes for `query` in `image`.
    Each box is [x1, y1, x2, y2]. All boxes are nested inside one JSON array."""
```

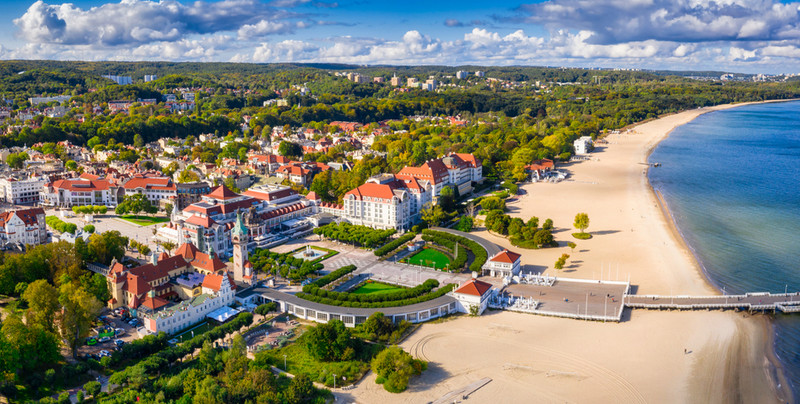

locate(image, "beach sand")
[[341, 103, 789, 403]]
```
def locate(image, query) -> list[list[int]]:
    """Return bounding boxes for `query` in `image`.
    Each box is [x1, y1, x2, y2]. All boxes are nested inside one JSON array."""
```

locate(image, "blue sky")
[[1, 0, 799, 73]]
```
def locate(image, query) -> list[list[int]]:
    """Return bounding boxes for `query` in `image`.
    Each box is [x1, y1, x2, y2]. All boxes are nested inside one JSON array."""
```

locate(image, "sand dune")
[[342, 103, 789, 403]]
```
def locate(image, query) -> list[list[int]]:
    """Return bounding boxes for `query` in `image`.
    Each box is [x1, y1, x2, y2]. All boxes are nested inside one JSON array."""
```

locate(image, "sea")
[[648, 100, 800, 395]]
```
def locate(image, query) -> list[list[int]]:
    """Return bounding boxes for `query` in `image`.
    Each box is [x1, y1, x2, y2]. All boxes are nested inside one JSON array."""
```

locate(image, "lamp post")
[[283, 354, 287, 371], [333, 373, 337, 389]]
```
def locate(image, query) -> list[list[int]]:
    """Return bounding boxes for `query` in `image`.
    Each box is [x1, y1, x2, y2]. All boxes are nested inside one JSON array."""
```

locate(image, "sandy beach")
[[341, 103, 791, 403]]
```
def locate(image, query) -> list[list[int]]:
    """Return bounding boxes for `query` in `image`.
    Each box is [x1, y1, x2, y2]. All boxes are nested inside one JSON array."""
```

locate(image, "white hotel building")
[[340, 174, 431, 230]]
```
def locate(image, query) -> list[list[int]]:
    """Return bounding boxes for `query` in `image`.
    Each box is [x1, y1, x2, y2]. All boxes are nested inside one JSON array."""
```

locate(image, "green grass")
[[172, 320, 213, 343], [572, 232, 593, 240], [351, 281, 405, 295], [255, 337, 383, 387], [119, 215, 170, 226], [406, 248, 451, 270]]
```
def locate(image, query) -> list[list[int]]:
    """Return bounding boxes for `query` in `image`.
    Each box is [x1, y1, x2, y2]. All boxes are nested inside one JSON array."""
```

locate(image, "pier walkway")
[[624, 292, 800, 313]]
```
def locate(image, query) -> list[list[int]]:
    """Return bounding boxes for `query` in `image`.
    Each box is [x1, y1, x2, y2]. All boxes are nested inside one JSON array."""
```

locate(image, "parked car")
[[98, 336, 111, 343], [84, 353, 100, 361], [85, 337, 98, 346], [114, 339, 125, 347], [114, 328, 125, 336], [98, 350, 110, 357]]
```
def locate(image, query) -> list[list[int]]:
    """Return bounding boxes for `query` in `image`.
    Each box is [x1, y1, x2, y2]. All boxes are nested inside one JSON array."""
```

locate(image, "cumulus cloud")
[[516, 0, 800, 44], [13, 0, 307, 46]]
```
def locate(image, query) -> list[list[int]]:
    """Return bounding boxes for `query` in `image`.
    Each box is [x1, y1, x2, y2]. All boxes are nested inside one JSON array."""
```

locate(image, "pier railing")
[[624, 292, 800, 313]]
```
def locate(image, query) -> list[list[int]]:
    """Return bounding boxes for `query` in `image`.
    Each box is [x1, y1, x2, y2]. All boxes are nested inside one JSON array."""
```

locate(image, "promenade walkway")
[[625, 292, 800, 312], [431, 227, 502, 257]]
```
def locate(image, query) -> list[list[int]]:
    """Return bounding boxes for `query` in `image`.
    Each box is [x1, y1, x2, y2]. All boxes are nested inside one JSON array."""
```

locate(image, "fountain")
[[292, 245, 326, 261]]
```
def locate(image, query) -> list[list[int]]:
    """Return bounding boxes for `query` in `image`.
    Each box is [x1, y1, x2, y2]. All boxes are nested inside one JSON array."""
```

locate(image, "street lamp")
[[283, 354, 287, 370], [333, 373, 337, 389]]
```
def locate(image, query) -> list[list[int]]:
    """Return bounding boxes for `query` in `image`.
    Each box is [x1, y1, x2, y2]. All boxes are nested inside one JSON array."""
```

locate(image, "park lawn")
[[255, 339, 382, 387], [172, 320, 213, 343], [407, 248, 451, 270], [351, 281, 406, 295], [119, 215, 170, 226]]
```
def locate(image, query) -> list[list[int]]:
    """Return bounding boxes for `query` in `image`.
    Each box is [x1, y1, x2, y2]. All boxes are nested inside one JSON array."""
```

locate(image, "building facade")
[[0, 176, 47, 204], [0, 208, 47, 246]]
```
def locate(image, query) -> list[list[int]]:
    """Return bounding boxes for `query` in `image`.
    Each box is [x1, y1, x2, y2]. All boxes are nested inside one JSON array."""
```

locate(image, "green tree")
[[420, 203, 446, 228], [163, 161, 180, 177], [177, 169, 200, 183], [21, 279, 59, 334], [159, 240, 176, 255], [533, 229, 553, 247], [116, 193, 157, 216], [6, 152, 29, 169], [133, 133, 144, 148], [574, 212, 590, 234], [83, 381, 101, 398], [567, 242, 577, 253], [58, 283, 102, 357], [303, 319, 352, 362], [65, 160, 78, 171], [277, 141, 302, 158], [87, 230, 128, 265], [438, 186, 457, 213], [371, 346, 427, 393], [83, 224, 95, 233], [285, 373, 315, 404]]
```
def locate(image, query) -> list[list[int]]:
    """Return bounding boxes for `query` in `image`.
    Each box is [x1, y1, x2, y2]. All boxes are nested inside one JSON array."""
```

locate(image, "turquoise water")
[[648, 100, 800, 394]]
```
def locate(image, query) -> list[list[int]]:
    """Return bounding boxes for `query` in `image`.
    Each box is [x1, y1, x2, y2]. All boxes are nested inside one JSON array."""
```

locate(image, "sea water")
[[648, 100, 800, 394]]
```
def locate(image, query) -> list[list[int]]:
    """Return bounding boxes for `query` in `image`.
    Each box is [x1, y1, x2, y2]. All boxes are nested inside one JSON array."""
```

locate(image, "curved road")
[[430, 227, 502, 257]]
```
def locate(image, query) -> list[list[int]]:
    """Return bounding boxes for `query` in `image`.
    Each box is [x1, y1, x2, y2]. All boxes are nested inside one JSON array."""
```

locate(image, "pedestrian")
[[684, 349, 687, 354]]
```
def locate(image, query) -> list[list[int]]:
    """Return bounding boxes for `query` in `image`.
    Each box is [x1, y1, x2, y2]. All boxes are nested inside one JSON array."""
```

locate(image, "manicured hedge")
[[374, 232, 417, 256], [296, 284, 456, 308], [310, 265, 358, 288], [303, 279, 439, 304], [314, 222, 396, 248], [45, 215, 78, 234], [421, 235, 467, 269], [421, 229, 487, 272]]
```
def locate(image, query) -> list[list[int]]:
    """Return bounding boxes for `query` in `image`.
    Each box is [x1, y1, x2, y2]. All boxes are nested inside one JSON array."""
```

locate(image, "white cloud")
[[13, 0, 306, 46], [517, 0, 800, 44]]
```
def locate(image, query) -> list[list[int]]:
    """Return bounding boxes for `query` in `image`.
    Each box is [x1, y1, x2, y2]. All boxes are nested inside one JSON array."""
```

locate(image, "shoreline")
[[638, 99, 798, 403]]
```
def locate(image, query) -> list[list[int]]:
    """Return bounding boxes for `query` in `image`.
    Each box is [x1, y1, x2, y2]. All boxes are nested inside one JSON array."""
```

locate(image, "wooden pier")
[[624, 292, 800, 313]]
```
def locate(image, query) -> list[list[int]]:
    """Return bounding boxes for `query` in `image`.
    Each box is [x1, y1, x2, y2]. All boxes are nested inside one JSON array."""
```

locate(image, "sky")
[[0, 0, 799, 73]]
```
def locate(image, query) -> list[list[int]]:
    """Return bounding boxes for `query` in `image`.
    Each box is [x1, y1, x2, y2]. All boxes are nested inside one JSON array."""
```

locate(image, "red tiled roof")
[[185, 215, 216, 227], [174, 242, 227, 272], [526, 159, 554, 171], [124, 176, 175, 190], [453, 279, 493, 297], [202, 273, 236, 291], [454, 153, 481, 168], [345, 182, 398, 201], [206, 185, 240, 201], [141, 295, 169, 310], [51, 178, 110, 191], [489, 250, 521, 264], [10, 208, 44, 226]]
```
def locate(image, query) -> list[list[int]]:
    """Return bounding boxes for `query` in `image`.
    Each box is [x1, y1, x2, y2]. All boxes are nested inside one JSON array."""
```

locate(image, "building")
[[339, 174, 431, 230], [158, 185, 314, 257], [231, 211, 254, 285], [482, 249, 522, 277], [102, 75, 133, 85], [29, 95, 71, 105], [40, 177, 117, 207], [452, 278, 494, 315], [0, 207, 47, 246], [106, 244, 235, 334], [123, 175, 177, 207], [525, 159, 555, 181], [175, 182, 212, 210], [574, 136, 594, 155], [144, 75, 158, 82], [0, 176, 47, 204], [475, 71, 485, 77], [407, 77, 420, 88], [373, 77, 385, 83], [390, 75, 402, 86], [456, 71, 468, 79], [397, 153, 482, 200]]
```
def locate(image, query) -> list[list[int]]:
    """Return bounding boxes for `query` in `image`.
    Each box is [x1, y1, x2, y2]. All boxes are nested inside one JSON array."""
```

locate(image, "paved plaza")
[[504, 281, 628, 319], [270, 235, 474, 288], [46, 209, 166, 250]]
